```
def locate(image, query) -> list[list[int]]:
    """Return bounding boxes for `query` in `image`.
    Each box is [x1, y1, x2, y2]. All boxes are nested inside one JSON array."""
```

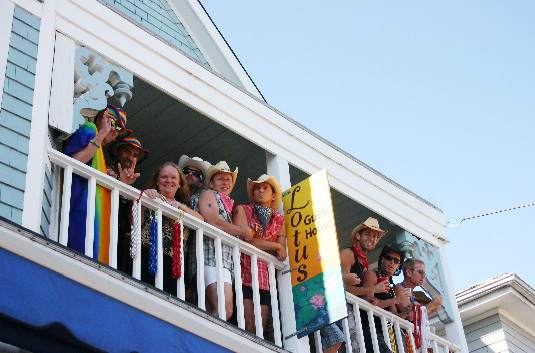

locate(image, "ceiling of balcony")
[[110, 76, 402, 258]]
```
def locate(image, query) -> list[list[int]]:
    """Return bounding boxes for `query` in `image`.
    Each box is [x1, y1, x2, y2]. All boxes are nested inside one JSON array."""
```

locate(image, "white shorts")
[[204, 265, 232, 287]]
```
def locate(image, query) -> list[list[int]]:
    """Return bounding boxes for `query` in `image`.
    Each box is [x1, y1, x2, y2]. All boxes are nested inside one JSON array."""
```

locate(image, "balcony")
[[0, 147, 459, 352]]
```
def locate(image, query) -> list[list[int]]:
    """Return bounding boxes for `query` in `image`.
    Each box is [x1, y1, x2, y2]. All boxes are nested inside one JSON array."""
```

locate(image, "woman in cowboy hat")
[[233, 174, 287, 335], [191, 161, 254, 320]]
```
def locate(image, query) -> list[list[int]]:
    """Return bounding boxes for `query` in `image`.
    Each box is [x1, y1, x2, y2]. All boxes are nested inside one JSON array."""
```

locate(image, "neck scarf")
[[254, 204, 273, 229], [352, 243, 369, 269], [219, 192, 235, 215]]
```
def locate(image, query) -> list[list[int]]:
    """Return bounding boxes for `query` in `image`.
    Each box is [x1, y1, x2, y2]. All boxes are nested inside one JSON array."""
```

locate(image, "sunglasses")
[[183, 167, 203, 180], [410, 269, 426, 275], [383, 254, 401, 264], [110, 119, 123, 132]]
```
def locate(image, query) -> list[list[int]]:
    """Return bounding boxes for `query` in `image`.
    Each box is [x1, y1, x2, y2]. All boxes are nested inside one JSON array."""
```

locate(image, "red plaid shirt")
[[241, 205, 285, 291]]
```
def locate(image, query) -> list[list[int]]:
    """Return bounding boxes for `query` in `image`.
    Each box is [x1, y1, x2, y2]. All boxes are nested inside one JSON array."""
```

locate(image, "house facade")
[[0, 0, 469, 351], [457, 273, 535, 353]]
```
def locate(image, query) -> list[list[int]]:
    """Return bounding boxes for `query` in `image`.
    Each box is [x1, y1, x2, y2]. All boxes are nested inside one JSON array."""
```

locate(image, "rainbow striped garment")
[[65, 122, 111, 264]]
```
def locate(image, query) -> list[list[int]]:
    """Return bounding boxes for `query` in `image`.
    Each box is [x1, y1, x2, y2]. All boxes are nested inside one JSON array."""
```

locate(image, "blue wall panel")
[[101, 0, 210, 66], [0, 7, 39, 225]]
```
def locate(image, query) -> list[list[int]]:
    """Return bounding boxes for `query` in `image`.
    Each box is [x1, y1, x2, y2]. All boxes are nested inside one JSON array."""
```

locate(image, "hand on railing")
[[275, 243, 287, 262]]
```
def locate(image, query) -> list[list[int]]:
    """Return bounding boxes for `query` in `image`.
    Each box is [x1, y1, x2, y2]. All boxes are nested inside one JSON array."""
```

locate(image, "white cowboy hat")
[[349, 217, 388, 244], [247, 174, 282, 211], [206, 161, 238, 184], [177, 155, 211, 183]]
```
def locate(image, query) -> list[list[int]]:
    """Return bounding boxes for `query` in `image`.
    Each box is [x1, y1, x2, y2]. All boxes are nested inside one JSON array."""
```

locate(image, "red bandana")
[[352, 243, 369, 270]]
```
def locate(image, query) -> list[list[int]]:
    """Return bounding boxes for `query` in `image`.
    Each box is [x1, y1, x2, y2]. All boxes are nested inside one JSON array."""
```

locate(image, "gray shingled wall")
[[0, 7, 40, 225], [102, 0, 209, 66]]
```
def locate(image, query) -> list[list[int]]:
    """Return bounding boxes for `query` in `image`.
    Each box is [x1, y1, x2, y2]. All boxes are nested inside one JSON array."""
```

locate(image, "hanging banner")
[[282, 169, 347, 338]]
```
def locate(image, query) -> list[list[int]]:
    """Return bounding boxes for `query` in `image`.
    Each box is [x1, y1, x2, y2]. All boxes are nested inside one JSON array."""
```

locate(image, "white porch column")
[[0, 0, 15, 109], [21, 0, 57, 232], [266, 152, 310, 353], [437, 241, 469, 352]]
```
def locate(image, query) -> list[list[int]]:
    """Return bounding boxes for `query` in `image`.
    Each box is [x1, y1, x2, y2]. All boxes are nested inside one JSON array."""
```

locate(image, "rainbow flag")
[[91, 146, 111, 264]]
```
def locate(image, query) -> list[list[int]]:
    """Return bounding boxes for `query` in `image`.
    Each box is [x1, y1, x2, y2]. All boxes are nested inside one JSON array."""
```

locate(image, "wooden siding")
[[0, 7, 39, 224], [502, 315, 535, 353], [99, 0, 209, 66]]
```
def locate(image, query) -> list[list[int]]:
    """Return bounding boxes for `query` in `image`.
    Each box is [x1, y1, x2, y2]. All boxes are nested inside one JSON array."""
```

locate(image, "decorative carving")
[[72, 47, 134, 129], [396, 231, 453, 323]]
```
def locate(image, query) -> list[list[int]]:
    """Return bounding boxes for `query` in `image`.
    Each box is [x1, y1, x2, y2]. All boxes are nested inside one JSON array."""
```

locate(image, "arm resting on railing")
[[199, 192, 253, 240]]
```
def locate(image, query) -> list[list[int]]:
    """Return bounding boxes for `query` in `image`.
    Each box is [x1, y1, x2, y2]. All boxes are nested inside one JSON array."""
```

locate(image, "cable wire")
[[447, 202, 535, 227]]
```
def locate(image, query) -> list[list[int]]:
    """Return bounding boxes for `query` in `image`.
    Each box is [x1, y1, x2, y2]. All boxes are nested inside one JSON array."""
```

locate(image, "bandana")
[[352, 243, 369, 270], [219, 192, 235, 215], [254, 204, 273, 229]]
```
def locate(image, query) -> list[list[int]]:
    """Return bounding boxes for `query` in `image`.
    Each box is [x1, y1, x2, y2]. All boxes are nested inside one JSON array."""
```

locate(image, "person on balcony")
[[63, 104, 132, 264], [141, 162, 203, 296], [320, 217, 390, 353], [361, 244, 412, 352], [177, 155, 211, 210], [106, 137, 150, 275], [190, 161, 254, 320], [232, 174, 287, 335], [393, 258, 443, 321]]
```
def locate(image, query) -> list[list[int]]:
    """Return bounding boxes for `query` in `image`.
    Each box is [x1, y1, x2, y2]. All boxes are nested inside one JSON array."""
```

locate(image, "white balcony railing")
[[46, 147, 459, 352]]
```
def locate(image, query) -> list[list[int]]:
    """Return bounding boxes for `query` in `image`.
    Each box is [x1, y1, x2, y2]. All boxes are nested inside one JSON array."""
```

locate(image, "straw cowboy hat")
[[206, 161, 238, 183], [107, 137, 150, 164], [349, 217, 388, 244], [177, 155, 211, 182], [247, 174, 282, 211]]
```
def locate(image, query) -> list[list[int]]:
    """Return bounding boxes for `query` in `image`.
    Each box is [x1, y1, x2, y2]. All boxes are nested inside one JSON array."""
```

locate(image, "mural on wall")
[[73, 47, 134, 131], [398, 231, 453, 323]]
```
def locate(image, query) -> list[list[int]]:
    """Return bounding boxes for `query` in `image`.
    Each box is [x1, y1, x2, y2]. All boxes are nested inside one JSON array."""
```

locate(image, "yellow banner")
[[282, 169, 347, 337]]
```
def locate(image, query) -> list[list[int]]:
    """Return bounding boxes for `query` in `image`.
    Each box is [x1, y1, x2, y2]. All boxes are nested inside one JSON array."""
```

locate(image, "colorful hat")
[[107, 137, 150, 164], [177, 155, 211, 183], [105, 104, 132, 139], [349, 217, 388, 244], [247, 174, 282, 211], [206, 161, 238, 184]]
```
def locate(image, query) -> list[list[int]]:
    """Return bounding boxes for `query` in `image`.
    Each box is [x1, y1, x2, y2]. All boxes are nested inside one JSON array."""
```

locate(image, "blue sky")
[[200, 1, 535, 293]]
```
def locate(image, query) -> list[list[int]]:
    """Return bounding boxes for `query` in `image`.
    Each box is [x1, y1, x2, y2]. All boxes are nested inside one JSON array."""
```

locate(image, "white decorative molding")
[[72, 46, 133, 130]]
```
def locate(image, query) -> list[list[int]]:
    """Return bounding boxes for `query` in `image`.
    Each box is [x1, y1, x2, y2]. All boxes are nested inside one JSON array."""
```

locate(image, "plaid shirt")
[[190, 190, 236, 278], [241, 205, 285, 291]]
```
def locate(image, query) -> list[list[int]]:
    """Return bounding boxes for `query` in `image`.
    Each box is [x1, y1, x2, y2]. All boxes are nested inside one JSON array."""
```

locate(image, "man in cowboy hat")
[[191, 161, 254, 320], [177, 155, 211, 209], [320, 217, 391, 353], [106, 136, 150, 274], [393, 258, 443, 321], [233, 174, 287, 336]]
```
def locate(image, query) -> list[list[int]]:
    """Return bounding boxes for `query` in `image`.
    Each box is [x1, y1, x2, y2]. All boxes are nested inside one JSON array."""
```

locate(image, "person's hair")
[[402, 258, 424, 276], [146, 162, 191, 204]]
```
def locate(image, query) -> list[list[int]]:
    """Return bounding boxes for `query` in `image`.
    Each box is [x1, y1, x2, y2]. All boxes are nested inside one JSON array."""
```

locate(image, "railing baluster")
[[132, 200, 142, 280], [177, 220, 185, 300], [196, 229, 205, 310], [49, 163, 61, 242], [58, 165, 72, 246], [268, 262, 282, 346], [393, 321, 406, 353], [341, 317, 353, 353], [367, 309, 379, 353], [381, 315, 392, 351], [109, 188, 119, 269], [214, 236, 226, 320], [352, 303, 367, 352], [155, 208, 163, 290], [432, 339, 439, 353], [250, 254, 263, 338], [314, 330, 322, 352], [233, 245, 245, 329], [85, 176, 96, 258]]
